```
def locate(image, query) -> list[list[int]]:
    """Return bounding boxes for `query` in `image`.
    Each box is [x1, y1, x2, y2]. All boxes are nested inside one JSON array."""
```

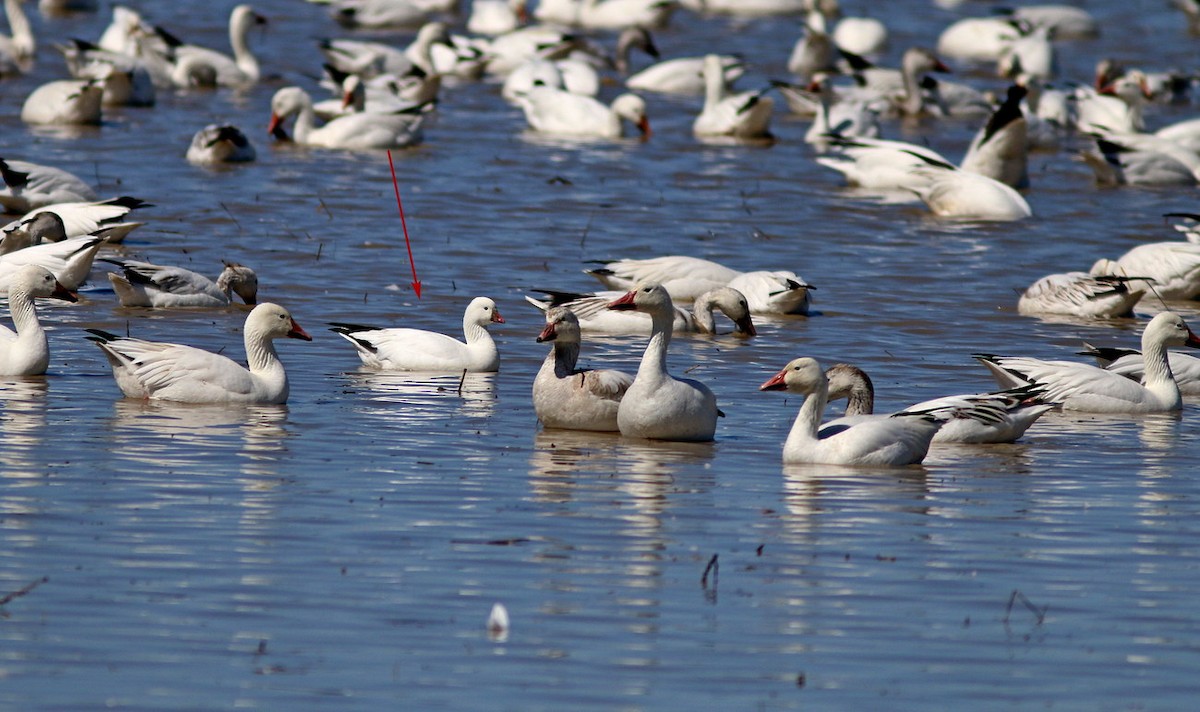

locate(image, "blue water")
[[2, 1, 1200, 709]]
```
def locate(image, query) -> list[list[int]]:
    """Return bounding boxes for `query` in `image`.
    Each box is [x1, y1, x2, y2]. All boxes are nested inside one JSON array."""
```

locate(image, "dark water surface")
[[3, 1, 1200, 709]]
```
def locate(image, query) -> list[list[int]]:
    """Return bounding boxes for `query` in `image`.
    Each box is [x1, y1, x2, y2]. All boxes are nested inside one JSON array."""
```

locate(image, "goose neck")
[[244, 327, 282, 375], [552, 341, 580, 377], [6, 286, 40, 338], [230, 11, 261, 80], [636, 312, 673, 381], [787, 379, 829, 449]]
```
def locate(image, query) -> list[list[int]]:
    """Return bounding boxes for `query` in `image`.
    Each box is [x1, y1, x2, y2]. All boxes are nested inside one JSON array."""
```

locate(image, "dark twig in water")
[[457, 369, 468, 396], [701, 554, 719, 588], [1003, 589, 1046, 626], [316, 243, 323, 261], [219, 202, 242, 232], [0, 576, 48, 607], [317, 197, 333, 220]]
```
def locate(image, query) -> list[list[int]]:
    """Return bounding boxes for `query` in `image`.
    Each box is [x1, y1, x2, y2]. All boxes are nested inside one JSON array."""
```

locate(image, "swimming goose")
[[0, 265, 77, 376], [1079, 343, 1200, 397], [532, 306, 632, 432], [907, 157, 1032, 221], [187, 124, 256, 164], [787, 9, 837, 79], [759, 357, 946, 466], [823, 363, 1053, 444], [0, 0, 35, 76], [0, 212, 66, 254], [515, 87, 649, 140], [959, 84, 1030, 189], [803, 72, 882, 151], [814, 135, 950, 193], [468, 0, 527, 35], [0, 234, 104, 291], [268, 86, 424, 150], [936, 16, 1021, 63], [503, 27, 658, 103], [535, 0, 677, 31], [1081, 133, 1200, 187], [526, 286, 757, 336], [694, 53, 774, 139], [976, 311, 1200, 413], [330, 297, 504, 372], [20, 79, 104, 125], [105, 259, 258, 308], [607, 283, 719, 441], [6, 196, 150, 240], [157, 4, 267, 87], [87, 302, 311, 404], [586, 254, 813, 312], [1072, 71, 1151, 134], [0, 158, 97, 213], [1018, 261, 1149, 318], [627, 53, 742, 96], [832, 15, 888, 57], [319, 22, 450, 78], [1111, 239, 1200, 299], [331, 0, 454, 28]]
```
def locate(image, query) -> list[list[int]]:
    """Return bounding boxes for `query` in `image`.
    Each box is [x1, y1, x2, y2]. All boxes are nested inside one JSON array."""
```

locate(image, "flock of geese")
[[3, 0, 1200, 467]]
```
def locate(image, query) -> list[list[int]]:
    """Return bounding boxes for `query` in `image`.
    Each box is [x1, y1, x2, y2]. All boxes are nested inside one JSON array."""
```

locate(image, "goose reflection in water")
[[107, 399, 290, 479], [0, 377, 49, 481], [780, 465, 930, 534], [342, 369, 497, 422]]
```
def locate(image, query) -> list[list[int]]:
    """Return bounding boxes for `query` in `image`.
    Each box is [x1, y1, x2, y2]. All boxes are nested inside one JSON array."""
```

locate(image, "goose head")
[[219, 261, 259, 305], [614, 26, 658, 74], [248, 302, 311, 341], [467, 297, 504, 327], [536, 306, 581, 344], [760, 357, 825, 394], [611, 93, 650, 138], [696, 286, 756, 336], [10, 265, 77, 302], [824, 363, 872, 400], [607, 282, 673, 317], [1145, 311, 1200, 349], [267, 86, 311, 137]]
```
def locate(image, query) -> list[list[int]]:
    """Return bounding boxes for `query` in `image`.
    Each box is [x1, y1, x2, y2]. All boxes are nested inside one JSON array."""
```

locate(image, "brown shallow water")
[[2, 1, 1200, 709]]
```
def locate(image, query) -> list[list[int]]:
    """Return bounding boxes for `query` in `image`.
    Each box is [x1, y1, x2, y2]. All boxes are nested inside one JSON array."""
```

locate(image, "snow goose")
[[87, 302, 311, 404], [0, 212, 66, 254], [627, 53, 742, 97], [536, 0, 677, 31], [187, 124, 256, 164], [6, 196, 150, 241], [1080, 134, 1200, 187], [1072, 71, 1151, 134], [1017, 261, 1149, 318], [959, 84, 1030, 188], [693, 53, 774, 140], [823, 363, 1053, 444], [787, 10, 837, 79], [907, 156, 1032, 222], [996, 24, 1056, 81], [0, 234, 104, 291], [468, 0, 527, 36], [526, 286, 757, 336], [976, 311, 1200, 413], [0, 265, 77, 376], [480, 25, 579, 78], [268, 86, 424, 150], [814, 135, 950, 193], [936, 16, 1021, 63], [532, 306, 632, 431], [157, 4, 267, 87], [503, 27, 657, 103], [832, 15, 888, 57], [759, 357, 945, 466], [0, 159, 97, 213], [330, 297, 504, 372], [1010, 5, 1098, 39], [332, 0, 454, 28], [0, 0, 35, 76], [1081, 344, 1200, 397], [20, 79, 104, 125], [607, 283, 719, 441], [97, 5, 151, 56], [105, 259, 258, 308], [803, 72, 881, 151], [515, 86, 649, 140], [585, 255, 813, 312], [1112, 240, 1200, 300]]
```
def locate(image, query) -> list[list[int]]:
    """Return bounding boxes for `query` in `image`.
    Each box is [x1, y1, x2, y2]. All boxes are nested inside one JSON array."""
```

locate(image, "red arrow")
[[387, 149, 422, 299]]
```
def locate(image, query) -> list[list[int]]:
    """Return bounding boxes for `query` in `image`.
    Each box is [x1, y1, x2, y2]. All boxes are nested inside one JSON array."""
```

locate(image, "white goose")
[[627, 54, 742, 97], [105, 259, 259, 308], [331, 0, 454, 28], [936, 16, 1020, 63], [908, 159, 1032, 222], [330, 297, 504, 372], [502, 27, 657, 104], [0, 158, 97, 213], [759, 357, 945, 466], [833, 15, 888, 57], [532, 306, 632, 432], [1017, 261, 1149, 319], [159, 4, 267, 87], [526, 286, 757, 336], [268, 86, 424, 150], [693, 53, 774, 140], [976, 311, 1200, 413], [1081, 134, 1200, 187], [1079, 343, 1200, 397], [536, 0, 676, 31], [20, 79, 104, 125], [814, 135, 950, 193], [787, 9, 837, 79], [1, 212, 66, 254], [607, 283, 719, 441], [515, 86, 649, 140], [6, 196, 150, 241], [803, 72, 882, 151], [0, 265, 77, 376], [87, 302, 311, 404], [1072, 71, 1151, 134], [959, 84, 1030, 189], [468, 0, 527, 36], [823, 363, 1053, 444], [319, 22, 451, 78], [1112, 240, 1200, 300], [187, 124, 256, 164], [0, 234, 105, 291], [0, 0, 35, 76]]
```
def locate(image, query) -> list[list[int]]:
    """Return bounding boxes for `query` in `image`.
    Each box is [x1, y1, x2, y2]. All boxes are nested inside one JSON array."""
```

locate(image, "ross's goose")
[[607, 283, 719, 441], [187, 124, 256, 164], [105, 259, 258, 308], [20, 79, 104, 125], [515, 87, 649, 140], [1017, 261, 1149, 318], [759, 357, 946, 466], [0, 265, 78, 376], [0, 234, 105, 291], [526, 286, 757, 336], [0, 0, 34, 76], [976, 311, 1200, 413], [693, 53, 774, 140], [0, 158, 97, 213], [88, 302, 311, 404], [268, 86, 424, 150], [823, 363, 1053, 444], [157, 4, 267, 87], [532, 306, 632, 432], [330, 297, 504, 372]]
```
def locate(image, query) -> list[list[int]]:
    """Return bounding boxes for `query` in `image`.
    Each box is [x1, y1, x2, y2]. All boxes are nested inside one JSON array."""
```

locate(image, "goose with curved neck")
[[533, 307, 632, 431], [166, 4, 266, 86], [516, 86, 649, 139], [823, 363, 1053, 444], [526, 286, 756, 336], [0, 265, 77, 376], [694, 53, 774, 139], [0, 0, 35, 75], [607, 283, 719, 441], [759, 357, 944, 466], [87, 302, 311, 403], [976, 311, 1200, 413], [0, 234, 105, 292], [268, 86, 424, 150], [330, 297, 504, 372]]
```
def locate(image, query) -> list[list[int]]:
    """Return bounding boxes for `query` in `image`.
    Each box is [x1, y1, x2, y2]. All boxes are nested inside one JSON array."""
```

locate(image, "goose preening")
[[759, 357, 956, 466], [0, 158, 97, 213], [5, 196, 150, 242], [268, 86, 424, 150], [587, 255, 813, 313], [526, 286, 757, 336], [515, 87, 649, 140], [823, 363, 1054, 444], [606, 284, 720, 441], [532, 306, 632, 432], [0, 265, 78, 376], [156, 4, 267, 87], [105, 259, 259, 308], [87, 302, 311, 404], [187, 124, 256, 164], [20, 79, 104, 125], [787, 9, 837, 80], [976, 311, 1200, 413], [330, 297, 504, 372], [1, 0, 35, 76], [1017, 261, 1149, 319], [959, 84, 1030, 189], [694, 53, 774, 140], [0, 234, 105, 291]]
